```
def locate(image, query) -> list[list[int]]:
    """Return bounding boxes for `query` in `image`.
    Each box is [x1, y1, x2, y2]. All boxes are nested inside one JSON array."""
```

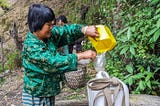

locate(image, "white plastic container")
[[94, 53, 106, 72], [87, 71, 129, 106], [87, 71, 109, 106]]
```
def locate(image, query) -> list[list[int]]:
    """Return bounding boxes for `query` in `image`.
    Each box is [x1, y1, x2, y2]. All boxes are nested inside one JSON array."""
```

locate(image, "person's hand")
[[77, 50, 96, 61], [82, 25, 99, 37]]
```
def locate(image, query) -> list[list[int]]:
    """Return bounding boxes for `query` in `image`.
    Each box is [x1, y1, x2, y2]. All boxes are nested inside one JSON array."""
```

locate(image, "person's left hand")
[[77, 50, 96, 61]]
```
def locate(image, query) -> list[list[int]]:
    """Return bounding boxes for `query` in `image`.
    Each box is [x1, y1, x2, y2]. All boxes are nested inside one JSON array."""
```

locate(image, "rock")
[[56, 99, 88, 106], [130, 94, 160, 106], [55, 94, 160, 106], [0, 7, 4, 16]]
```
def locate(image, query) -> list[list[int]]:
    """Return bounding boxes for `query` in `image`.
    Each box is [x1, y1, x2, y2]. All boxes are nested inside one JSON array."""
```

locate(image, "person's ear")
[[52, 20, 55, 25]]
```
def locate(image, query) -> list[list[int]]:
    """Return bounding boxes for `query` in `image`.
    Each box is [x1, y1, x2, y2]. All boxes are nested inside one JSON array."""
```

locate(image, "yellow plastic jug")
[[88, 25, 116, 53]]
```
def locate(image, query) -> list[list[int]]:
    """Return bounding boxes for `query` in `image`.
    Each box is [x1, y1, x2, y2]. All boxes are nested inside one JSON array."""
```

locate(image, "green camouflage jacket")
[[22, 24, 84, 97]]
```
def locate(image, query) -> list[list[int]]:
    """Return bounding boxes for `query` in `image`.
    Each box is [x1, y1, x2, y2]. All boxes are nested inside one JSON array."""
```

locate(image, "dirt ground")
[[0, 70, 23, 106], [0, 67, 95, 106]]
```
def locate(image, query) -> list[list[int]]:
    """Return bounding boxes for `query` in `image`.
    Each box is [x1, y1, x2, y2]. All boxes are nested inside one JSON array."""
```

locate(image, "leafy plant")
[[69, 0, 160, 95], [106, 0, 160, 95], [5, 50, 22, 71], [0, 0, 9, 10]]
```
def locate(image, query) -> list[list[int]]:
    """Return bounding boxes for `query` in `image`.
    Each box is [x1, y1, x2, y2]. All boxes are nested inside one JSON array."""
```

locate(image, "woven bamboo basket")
[[65, 65, 87, 89]]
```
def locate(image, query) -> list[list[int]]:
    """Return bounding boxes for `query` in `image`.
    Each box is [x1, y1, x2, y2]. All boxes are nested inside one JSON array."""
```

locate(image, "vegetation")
[[66, 0, 160, 95], [105, 0, 160, 95]]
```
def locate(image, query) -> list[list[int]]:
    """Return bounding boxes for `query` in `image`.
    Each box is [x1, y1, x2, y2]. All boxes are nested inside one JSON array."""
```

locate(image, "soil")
[[0, 67, 96, 106]]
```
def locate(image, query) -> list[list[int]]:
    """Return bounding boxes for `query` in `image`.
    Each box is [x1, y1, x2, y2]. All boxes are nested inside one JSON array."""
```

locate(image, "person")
[[56, 15, 74, 54], [56, 15, 68, 26], [22, 4, 98, 106]]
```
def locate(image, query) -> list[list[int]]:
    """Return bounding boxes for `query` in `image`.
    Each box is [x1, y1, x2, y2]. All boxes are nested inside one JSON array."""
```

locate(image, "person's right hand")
[[77, 50, 96, 61], [82, 25, 99, 37]]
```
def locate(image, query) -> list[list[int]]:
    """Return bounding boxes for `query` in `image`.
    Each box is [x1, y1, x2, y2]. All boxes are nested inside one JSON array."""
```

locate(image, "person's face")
[[37, 21, 54, 40], [57, 20, 64, 26]]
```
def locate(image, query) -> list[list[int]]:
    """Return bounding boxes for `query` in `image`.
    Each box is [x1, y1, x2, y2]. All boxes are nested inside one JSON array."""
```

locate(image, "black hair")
[[27, 4, 55, 32], [57, 15, 68, 23]]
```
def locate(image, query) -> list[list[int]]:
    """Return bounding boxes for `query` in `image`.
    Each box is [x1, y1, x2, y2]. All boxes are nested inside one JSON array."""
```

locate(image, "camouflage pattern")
[[22, 24, 84, 97]]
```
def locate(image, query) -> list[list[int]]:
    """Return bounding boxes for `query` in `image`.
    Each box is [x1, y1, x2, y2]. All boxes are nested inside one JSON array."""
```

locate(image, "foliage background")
[[63, 0, 160, 95]]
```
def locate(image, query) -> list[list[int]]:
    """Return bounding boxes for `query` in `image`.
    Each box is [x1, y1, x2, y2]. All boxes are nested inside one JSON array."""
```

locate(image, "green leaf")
[[153, 0, 160, 4], [130, 46, 135, 55], [147, 66, 151, 72], [124, 74, 132, 79], [157, 19, 160, 28], [151, 0, 160, 5], [128, 76, 133, 86], [133, 73, 145, 79], [127, 27, 131, 40], [153, 14, 160, 20], [117, 27, 128, 36], [154, 68, 160, 73], [156, 7, 160, 14], [126, 64, 133, 74], [145, 73, 153, 81], [152, 80, 160, 85], [149, 43, 155, 49], [146, 81, 151, 89], [130, 26, 136, 32], [139, 80, 145, 90], [148, 27, 158, 36], [153, 29, 160, 42], [120, 46, 129, 55]]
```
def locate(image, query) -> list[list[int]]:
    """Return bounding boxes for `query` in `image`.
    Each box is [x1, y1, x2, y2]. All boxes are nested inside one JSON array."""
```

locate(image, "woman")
[[22, 4, 98, 106]]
